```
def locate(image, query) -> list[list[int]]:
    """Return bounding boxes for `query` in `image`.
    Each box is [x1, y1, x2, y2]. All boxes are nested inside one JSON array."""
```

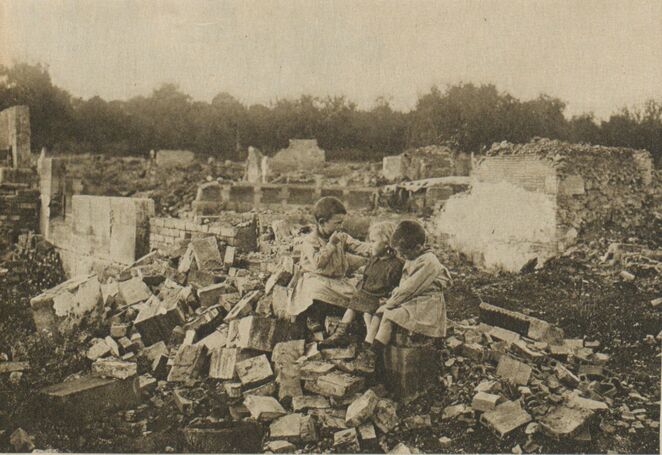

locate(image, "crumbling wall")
[[48, 195, 154, 276], [0, 106, 37, 253], [270, 139, 325, 173], [436, 139, 654, 272], [155, 149, 195, 167], [0, 105, 31, 168], [192, 181, 377, 215], [149, 216, 258, 253], [382, 146, 471, 181]]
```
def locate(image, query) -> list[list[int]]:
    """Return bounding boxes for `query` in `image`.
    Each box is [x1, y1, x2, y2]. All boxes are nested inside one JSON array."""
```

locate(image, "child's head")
[[368, 221, 397, 257], [313, 197, 347, 237], [391, 220, 426, 260]]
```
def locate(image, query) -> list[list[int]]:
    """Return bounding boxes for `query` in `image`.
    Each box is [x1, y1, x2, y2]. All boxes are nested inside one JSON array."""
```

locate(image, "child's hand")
[[329, 231, 346, 245], [376, 304, 388, 314]]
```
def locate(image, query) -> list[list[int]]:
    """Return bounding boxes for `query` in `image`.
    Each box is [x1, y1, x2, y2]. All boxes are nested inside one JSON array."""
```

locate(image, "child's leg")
[[341, 308, 357, 324], [362, 312, 372, 329], [365, 315, 382, 344], [374, 318, 394, 346]]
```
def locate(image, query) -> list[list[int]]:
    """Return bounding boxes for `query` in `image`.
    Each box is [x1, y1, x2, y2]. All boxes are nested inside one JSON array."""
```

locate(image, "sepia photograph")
[[0, 0, 660, 453]]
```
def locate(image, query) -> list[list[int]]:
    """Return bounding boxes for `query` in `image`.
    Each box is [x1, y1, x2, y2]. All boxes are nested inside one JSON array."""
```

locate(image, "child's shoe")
[[319, 322, 351, 347]]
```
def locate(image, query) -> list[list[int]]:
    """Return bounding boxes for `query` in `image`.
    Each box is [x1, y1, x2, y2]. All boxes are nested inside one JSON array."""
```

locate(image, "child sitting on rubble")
[[286, 196, 371, 332], [319, 221, 404, 347], [367, 220, 452, 354]]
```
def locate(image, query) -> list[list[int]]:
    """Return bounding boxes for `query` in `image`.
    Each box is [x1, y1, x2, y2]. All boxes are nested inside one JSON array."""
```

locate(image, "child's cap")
[[313, 196, 347, 222], [369, 221, 397, 245], [392, 220, 426, 249]]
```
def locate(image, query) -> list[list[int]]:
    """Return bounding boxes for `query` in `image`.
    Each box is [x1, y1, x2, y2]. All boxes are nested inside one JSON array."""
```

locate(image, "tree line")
[[0, 63, 660, 164]]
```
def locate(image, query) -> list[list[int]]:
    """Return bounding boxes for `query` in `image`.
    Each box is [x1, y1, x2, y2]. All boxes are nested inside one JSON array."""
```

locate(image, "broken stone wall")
[[269, 139, 325, 174], [0, 106, 37, 253], [192, 181, 377, 215], [436, 139, 654, 272], [0, 105, 31, 168], [48, 195, 154, 277], [155, 150, 195, 167], [382, 146, 472, 181], [149, 216, 258, 254]]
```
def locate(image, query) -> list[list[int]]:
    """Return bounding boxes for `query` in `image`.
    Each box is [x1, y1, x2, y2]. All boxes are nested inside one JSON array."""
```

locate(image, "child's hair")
[[369, 221, 397, 246], [392, 220, 426, 250], [313, 196, 347, 222]]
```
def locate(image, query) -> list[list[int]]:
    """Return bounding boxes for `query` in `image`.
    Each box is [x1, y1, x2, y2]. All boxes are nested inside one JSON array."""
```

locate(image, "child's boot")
[[319, 322, 351, 347]]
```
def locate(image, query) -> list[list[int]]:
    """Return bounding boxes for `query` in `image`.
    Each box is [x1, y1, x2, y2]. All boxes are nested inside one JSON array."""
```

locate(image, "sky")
[[2, 0, 662, 119]]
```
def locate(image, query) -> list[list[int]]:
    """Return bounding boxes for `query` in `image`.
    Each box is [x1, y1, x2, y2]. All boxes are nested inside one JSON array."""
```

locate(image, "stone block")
[[271, 285, 290, 320], [243, 380, 277, 397], [224, 382, 242, 398], [383, 344, 437, 402], [134, 295, 186, 346], [276, 366, 302, 402], [555, 364, 580, 388], [305, 372, 365, 398], [182, 423, 264, 453], [234, 315, 300, 352], [167, 344, 208, 382], [358, 422, 376, 441], [346, 389, 380, 427], [265, 440, 296, 453], [224, 290, 262, 321], [496, 355, 531, 385], [269, 413, 318, 442], [30, 274, 102, 336], [389, 442, 420, 454], [87, 339, 111, 360], [272, 339, 305, 373], [371, 398, 399, 433], [197, 283, 227, 308], [243, 395, 286, 421], [403, 414, 431, 429], [264, 256, 294, 295], [118, 277, 152, 306], [539, 406, 594, 440], [190, 237, 223, 270], [40, 375, 139, 419], [174, 389, 194, 415], [292, 395, 330, 412], [471, 392, 502, 412], [142, 341, 168, 364], [487, 326, 520, 346], [196, 329, 227, 350], [92, 358, 137, 380], [567, 394, 608, 411], [321, 344, 356, 360], [333, 428, 360, 452], [136, 374, 157, 397], [209, 347, 243, 380], [224, 245, 236, 267], [235, 354, 273, 386], [110, 322, 130, 338], [480, 400, 532, 438], [299, 361, 336, 381]]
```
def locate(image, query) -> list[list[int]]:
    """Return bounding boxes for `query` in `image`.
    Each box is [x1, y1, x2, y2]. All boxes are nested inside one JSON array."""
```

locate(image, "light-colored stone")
[[236, 354, 273, 386], [472, 392, 502, 412], [92, 358, 137, 380], [480, 400, 532, 438], [496, 355, 531, 385], [346, 389, 379, 427], [292, 395, 330, 412], [243, 395, 286, 421]]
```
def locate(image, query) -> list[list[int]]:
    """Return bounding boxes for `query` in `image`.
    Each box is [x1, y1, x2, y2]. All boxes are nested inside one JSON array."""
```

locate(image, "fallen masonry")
[[16, 192, 653, 454]]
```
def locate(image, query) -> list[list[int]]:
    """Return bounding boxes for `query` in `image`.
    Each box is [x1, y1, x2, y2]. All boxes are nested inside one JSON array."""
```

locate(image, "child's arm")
[[343, 234, 372, 257], [381, 256, 440, 310], [301, 239, 338, 272]]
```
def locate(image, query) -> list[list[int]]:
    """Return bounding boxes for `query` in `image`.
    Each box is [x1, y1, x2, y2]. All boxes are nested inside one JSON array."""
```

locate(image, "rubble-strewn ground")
[[1, 159, 660, 454]]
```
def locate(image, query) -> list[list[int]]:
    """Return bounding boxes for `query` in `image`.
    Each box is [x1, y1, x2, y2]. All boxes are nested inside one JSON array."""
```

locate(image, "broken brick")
[[174, 389, 194, 414], [235, 354, 273, 386], [276, 365, 302, 402], [197, 283, 227, 308], [270, 285, 290, 320], [358, 422, 377, 441], [306, 372, 365, 398], [496, 355, 531, 385], [346, 389, 380, 427], [403, 414, 432, 429], [110, 322, 130, 338], [224, 290, 262, 321], [224, 382, 242, 398], [300, 361, 335, 380], [333, 428, 360, 451], [243, 380, 277, 397], [87, 339, 111, 360], [118, 277, 152, 306], [472, 392, 502, 412], [292, 395, 330, 412], [264, 440, 296, 453], [480, 400, 532, 438], [555, 363, 580, 388], [272, 339, 305, 373], [234, 315, 300, 352], [209, 347, 242, 380], [190, 237, 223, 270], [243, 395, 286, 421], [92, 358, 137, 380], [540, 405, 594, 440], [372, 398, 399, 433], [321, 344, 357, 360], [167, 344, 208, 382], [269, 413, 318, 442]]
